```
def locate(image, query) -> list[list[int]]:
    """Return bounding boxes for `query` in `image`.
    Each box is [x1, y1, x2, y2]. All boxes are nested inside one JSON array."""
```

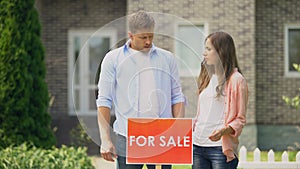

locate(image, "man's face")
[[129, 29, 154, 52]]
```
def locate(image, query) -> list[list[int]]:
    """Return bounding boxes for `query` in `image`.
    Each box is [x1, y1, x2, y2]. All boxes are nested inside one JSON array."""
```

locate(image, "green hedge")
[[0, 144, 94, 169]]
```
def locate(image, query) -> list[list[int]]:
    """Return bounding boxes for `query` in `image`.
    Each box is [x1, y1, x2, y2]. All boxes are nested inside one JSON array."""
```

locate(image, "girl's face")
[[203, 38, 220, 66]]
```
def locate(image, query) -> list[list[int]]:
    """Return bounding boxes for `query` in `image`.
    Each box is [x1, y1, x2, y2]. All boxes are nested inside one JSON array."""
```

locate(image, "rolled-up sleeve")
[[228, 78, 248, 137], [170, 56, 186, 105], [96, 53, 115, 109]]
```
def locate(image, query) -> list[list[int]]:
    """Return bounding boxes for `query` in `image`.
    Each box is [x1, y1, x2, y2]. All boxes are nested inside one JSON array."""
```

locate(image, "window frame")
[[68, 29, 117, 116], [284, 24, 300, 78], [174, 22, 208, 77]]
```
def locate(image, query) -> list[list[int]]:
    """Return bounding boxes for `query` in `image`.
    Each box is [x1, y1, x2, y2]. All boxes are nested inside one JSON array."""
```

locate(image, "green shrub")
[[70, 123, 92, 148], [0, 0, 55, 148], [0, 143, 94, 169]]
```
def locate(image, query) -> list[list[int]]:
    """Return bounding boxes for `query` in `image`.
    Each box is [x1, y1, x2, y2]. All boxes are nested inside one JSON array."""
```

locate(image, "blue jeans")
[[116, 134, 171, 169], [192, 145, 238, 169]]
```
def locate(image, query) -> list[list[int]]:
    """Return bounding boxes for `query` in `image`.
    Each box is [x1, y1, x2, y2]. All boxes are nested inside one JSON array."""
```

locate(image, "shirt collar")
[[123, 39, 157, 56]]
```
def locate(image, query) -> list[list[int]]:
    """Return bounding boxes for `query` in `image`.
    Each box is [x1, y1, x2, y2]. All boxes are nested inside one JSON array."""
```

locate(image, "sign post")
[[127, 118, 193, 165]]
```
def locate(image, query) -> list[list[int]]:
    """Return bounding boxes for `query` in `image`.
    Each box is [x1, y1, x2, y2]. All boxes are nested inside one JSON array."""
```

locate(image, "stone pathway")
[[92, 157, 116, 169], [92, 157, 162, 169]]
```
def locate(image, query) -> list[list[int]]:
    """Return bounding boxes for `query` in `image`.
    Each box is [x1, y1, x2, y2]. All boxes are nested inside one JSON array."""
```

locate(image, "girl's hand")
[[208, 129, 223, 141], [209, 126, 234, 142]]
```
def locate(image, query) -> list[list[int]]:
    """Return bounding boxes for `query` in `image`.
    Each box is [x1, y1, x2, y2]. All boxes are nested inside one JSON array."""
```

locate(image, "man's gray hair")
[[128, 11, 155, 34]]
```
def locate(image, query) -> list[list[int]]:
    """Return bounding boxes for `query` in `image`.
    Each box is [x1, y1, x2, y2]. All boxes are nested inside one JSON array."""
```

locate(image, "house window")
[[285, 25, 300, 77], [68, 30, 117, 115], [175, 24, 206, 77]]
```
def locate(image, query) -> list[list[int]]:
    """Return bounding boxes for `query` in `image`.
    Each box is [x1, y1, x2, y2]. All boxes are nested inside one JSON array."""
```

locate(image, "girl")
[[193, 31, 248, 169]]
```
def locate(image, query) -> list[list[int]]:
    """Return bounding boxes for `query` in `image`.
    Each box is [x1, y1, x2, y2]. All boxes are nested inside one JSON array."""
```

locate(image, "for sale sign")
[[127, 118, 193, 164]]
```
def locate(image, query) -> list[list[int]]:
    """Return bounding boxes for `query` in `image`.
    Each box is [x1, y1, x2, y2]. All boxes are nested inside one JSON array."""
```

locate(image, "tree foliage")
[[0, 0, 55, 148], [282, 64, 300, 109]]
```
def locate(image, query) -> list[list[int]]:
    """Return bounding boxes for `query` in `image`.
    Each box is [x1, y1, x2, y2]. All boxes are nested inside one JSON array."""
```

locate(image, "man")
[[96, 11, 185, 169]]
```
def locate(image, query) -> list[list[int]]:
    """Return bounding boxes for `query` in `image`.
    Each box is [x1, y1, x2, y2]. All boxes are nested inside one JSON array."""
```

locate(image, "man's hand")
[[98, 107, 117, 161], [100, 141, 118, 162]]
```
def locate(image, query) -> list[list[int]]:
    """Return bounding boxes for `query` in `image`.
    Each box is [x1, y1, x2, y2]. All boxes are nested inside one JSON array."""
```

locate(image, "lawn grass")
[[142, 165, 192, 169], [243, 150, 297, 162]]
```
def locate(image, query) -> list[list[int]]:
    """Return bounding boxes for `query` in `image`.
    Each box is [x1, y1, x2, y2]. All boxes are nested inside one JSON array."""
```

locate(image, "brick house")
[[36, 0, 300, 154]]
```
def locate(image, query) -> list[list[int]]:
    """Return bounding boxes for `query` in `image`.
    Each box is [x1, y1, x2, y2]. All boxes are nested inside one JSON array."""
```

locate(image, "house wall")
[[127, 0, 257, 149], [37, 0, 127, 153], [37, 0, 300, 152], [256, 0, 300, 150]]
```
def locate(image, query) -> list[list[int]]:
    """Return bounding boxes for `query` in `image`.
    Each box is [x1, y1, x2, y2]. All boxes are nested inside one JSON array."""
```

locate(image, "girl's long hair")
[[197, 31, 242, 97]]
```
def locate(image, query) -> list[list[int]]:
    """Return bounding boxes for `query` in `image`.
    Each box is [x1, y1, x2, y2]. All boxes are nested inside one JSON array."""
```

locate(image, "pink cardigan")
[[194, 68, 248, 162], [222, 68, 248, 162]]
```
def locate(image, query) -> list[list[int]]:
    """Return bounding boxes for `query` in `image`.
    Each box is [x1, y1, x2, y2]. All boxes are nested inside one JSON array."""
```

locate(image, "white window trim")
[[68, 29, 117, 116], [284, 24, 300, 78], [174, 22, 208, 77]]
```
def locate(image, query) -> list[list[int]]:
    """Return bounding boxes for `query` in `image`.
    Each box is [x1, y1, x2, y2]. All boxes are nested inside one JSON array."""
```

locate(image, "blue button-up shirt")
[[96, 40, 185, 136]]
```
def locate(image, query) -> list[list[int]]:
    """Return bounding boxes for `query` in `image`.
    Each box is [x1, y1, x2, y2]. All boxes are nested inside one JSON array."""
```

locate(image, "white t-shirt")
[[128, 47, 159, 117], [193, 75, 225, 146]]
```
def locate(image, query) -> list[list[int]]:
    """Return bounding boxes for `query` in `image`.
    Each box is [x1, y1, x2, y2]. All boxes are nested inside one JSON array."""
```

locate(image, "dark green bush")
[[0, 0, 55, 148], [0, 143, 94, 169]]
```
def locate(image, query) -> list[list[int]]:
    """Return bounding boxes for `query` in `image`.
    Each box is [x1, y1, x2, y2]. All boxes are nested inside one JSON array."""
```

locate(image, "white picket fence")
[[237, 146, 300, 169]]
